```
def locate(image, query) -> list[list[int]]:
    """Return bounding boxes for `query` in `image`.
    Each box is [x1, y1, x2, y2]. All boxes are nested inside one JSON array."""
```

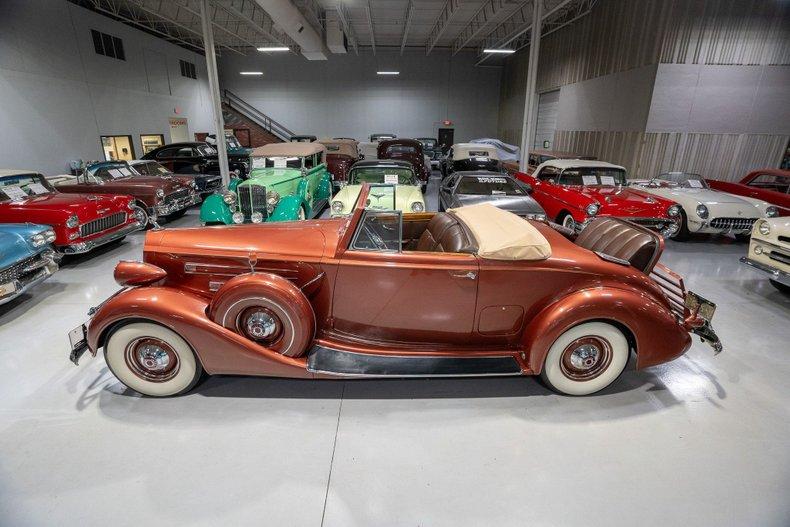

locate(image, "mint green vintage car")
[[200, 142, 332, 225]]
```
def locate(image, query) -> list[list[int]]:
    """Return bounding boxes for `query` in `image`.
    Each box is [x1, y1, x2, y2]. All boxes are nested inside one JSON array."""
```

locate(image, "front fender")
[[86, 286, 311, 378], [199, 193, 233, 224], [316, 173, 332, 202], [269, 194, 306, 221], [521, 287, 691, 373]]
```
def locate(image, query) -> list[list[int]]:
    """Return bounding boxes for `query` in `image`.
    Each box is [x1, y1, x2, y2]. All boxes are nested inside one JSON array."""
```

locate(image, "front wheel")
[[540, 322, 629, 396], [130, 204, 149, 228], [671, 210, 691, 241], [770, 279, 790, 295], [105, 322, 203, 397], [558, 212, 576, 231]]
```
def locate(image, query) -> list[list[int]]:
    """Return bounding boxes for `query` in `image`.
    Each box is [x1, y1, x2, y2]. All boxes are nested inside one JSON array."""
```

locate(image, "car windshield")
[[0, 173, 56, 202], [457, 175, 525, 196], [89, 163, 138, 181], [419, 139, 437, 148], [226, 136, 242, 149], [135, 162, 170, 176], [350, 167, 415, 185], [560, 167, 627, 186], [656, 172, 709, 189], [251, 156, 302, 169], [197, 144, 217, 156], [387, 145, 417, 155], [748, 173, 789, 194]]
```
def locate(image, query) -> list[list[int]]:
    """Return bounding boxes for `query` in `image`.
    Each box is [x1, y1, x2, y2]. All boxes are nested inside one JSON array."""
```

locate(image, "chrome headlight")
[[758, 220, 770, 236], [251, 212, 264, 223], [127, 199, 135, 210], [266, 190, 280, 213], [232, 212, 244, 224], [156, 188, 165, 198], [765, 206, 778, 218], [30, 233, 47, 247], [44, 229, 56, 243], [65, 214, 79, 228], [222, 191, 236, 205], [695, 204, 709, 219], [585, 203, 599, 216], [190, 180, 197, 189], [410, 201, 424, 213], [331, 200, 344, 214], [667, 204, 680, 217]]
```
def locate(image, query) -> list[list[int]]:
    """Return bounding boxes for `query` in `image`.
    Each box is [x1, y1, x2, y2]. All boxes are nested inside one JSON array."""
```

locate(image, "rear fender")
[[521, 287, 691, 373], [199, 193, 233, 224]]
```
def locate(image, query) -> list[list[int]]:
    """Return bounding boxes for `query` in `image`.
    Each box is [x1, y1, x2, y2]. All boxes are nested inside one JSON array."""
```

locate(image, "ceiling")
[[71, 0, 597, 63]]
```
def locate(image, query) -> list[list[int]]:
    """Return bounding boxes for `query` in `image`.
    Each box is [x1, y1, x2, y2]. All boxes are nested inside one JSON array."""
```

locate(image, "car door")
[[332, 210, 479, 345], [530, 166, 564, 220]]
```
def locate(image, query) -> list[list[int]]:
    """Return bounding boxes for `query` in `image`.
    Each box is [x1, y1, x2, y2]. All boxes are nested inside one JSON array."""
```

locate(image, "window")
[[0, 173, 55, 202], [175, 147, 195, 157], [748, 174, 790, 194], [180, 59, 197, 79], [537, 166, 560, 181], [528, 154, 539, 166], [140, 134, 165, 154], [100, 135, 135, 161], [156, 147, 180, 158], [456, 176, 525, 196], [351, 210, 402, 252], [134, 162, 170, 176], [560, 167, 627, 186], [91, 29, 125, 60], [350, 167, 415, 185]]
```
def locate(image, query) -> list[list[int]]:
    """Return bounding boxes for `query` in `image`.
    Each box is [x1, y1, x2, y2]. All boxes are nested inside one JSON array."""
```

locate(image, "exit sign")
[[442, 120, 452, 126]]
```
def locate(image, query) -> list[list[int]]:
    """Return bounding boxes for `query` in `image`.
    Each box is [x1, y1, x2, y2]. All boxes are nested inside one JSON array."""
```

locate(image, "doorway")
[[438, 128, 454, 154], [140, 134, 165, 154], [100, 135, 135, 161], [534, 89, 559, 150], [169, 117, 189, 143]]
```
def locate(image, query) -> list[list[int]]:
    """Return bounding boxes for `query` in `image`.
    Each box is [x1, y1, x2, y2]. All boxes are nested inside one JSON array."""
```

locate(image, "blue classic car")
[[0, 223, 59, 306]]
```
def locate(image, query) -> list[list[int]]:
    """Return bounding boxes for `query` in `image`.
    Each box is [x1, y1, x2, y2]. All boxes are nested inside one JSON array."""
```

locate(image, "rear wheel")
[[671, 209, 691, 241], [770, 279, 790, 295], [540, 322, 629, 396]]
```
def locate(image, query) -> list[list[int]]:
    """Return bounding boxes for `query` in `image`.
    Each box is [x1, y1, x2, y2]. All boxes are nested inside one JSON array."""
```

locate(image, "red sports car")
[[707, 169, 790, 216], [0, 170, 145, 254], [517, 159, 681, 236]]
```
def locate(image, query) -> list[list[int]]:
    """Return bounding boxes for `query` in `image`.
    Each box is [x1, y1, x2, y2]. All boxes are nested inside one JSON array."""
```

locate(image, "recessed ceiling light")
[[377, 71, 399, 75], [240, 71, 264, 75], [483, 48, 515, 54], [257, 46, 289, 52]]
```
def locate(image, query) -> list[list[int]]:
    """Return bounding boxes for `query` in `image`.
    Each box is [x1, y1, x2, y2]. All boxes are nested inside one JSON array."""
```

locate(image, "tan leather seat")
[[415, 213, 476, 254], [574, 217, 661, 272]]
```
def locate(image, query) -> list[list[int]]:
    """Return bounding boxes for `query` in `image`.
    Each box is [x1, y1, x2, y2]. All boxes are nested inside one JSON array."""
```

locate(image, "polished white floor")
[[1, 176, 788, 526]]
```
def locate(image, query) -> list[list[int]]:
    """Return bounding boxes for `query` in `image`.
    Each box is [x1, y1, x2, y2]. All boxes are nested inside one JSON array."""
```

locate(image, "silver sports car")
[[438, 171, 546, 220]]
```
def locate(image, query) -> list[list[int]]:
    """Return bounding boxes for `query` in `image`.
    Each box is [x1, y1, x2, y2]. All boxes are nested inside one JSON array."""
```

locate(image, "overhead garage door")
[[533, 89, 559, 150]]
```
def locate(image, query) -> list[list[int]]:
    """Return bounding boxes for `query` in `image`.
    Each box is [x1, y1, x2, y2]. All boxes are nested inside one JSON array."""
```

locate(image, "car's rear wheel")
[[671, 210, 691, 241], [105, 322, 203, 397], [770, 279, 790, 295], [540, 322, 629, 396]]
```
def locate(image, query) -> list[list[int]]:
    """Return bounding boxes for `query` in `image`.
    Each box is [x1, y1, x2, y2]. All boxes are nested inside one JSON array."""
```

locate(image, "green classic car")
[[200, 142, 332, 225]]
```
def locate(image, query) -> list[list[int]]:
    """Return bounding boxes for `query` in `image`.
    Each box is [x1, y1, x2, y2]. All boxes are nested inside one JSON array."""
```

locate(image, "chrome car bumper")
[[0, 252, 59, 306], [58, 222, 143, 254], [740, 257, 790, 286], [154, 194, 200, 216], [577, 217, 679, 237]]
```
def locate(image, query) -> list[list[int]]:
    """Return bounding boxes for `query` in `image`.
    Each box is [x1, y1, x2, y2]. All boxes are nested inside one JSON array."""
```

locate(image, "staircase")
[[221, 89, 294, 145]]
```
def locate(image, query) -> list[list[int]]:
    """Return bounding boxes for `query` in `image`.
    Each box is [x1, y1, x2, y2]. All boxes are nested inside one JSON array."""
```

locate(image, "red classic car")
[[69, 185, 720, 398], [0, 170, 144, 254], [517, 159, 681, 236], [377, 139, 430, 192], [318, 138, 360, 191], [707, 169, 790, 216]]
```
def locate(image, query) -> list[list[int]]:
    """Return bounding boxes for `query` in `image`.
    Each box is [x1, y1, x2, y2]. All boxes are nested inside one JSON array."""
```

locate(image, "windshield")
[[135, 162, 170, 176], [747, 173, 789, 194], [226, 135, 242, 149], [387, 145, 417, 155], [89, 163, 138, 181], [251, 156, 302, 169], [197, 144, 217, 156], [560, 167, 627, 186], [350, 167, 415, 185], [418, 139, 437, 148], [656, 172, 708, 189], [0, 173, 55, 201], [456, 176, 525, 196]]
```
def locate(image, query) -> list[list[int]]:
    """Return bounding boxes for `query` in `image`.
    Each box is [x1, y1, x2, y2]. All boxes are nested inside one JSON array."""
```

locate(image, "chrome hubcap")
[[137, 344, 171, 371], [569, 344, 600, 370], [246, 310, 277, 340], [124, 337, 180, 382], [560, 336, 613, 381]]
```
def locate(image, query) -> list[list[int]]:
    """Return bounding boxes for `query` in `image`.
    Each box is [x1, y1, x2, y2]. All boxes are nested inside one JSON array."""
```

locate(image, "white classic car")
[[330, 160, 425, 217], [741, 217, 789, 294], [633, 172, 778, 240]]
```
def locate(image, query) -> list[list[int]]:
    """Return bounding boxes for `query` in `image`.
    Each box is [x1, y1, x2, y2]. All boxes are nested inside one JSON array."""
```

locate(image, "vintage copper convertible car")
[[69, 185, 721, 397]]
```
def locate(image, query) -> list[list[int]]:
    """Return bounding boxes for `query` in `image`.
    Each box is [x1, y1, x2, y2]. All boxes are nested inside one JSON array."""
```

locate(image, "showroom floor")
[[1, 175, 788, 527]]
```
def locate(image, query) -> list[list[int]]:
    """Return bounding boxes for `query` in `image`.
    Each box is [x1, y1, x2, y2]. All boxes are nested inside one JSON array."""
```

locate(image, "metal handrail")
[[222, 89, 293, 141]]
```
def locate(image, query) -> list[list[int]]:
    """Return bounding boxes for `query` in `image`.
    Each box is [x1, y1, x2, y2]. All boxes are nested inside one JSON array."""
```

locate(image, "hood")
[[1, 192, 129, 223], [456, 194, 545, 215], [335, 185, 423, 214], [578, 186, 673, 216], [647, 187, 755, 206], [0, 224, 51, 269], [637, 186, 770, 219]]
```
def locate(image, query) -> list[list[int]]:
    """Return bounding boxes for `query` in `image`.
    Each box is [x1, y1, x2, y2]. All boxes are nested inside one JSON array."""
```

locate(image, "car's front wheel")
[[770, 279, 790, 295], [671, 210, 691, 241], [105, 322, 203, 397], [558, 212, 576, 231], [540, 322, 629, 396]]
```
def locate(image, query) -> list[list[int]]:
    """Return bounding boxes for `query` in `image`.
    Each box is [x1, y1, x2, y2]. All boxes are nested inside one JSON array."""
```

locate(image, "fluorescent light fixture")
[[483, 48, 516, 54], [257, 46, 289, 52], [240, 71, 264, 75], [377, 71, 400, 75]]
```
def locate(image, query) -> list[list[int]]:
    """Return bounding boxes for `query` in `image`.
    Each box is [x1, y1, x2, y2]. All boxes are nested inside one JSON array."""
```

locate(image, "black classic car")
[[438, 171, 546, 220], [142, 142, 250, 178], [440, 142, 503, 179], [416, 137, 443, 170], [129, 159, 221, 199], [290, 135, 317, 143]]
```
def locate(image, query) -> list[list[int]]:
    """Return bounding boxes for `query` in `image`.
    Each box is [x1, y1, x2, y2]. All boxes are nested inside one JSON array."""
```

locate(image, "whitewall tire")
[[540, 322, 629, 396], [561, 213, 576, 230], [105, 322, 203, 397]]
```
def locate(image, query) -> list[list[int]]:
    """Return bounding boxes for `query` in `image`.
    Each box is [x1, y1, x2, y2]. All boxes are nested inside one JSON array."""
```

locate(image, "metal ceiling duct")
[[254, 0, 328, 60]]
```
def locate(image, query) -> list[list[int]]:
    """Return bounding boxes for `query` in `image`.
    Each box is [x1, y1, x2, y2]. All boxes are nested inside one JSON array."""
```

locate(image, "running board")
[[307, 346, 522, 377]]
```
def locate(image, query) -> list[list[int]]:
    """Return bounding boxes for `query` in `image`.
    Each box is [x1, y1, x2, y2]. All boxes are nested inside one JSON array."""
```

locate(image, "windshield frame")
[[654, 172, 709, 189], [349, 166, 416, 185], [0, 173, 57, 202], [558, 166, 628, 187], [455, 175, 526, 196]]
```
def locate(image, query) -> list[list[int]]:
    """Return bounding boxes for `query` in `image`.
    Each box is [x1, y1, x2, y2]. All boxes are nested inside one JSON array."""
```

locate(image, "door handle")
[[449, 270, 477, 280]]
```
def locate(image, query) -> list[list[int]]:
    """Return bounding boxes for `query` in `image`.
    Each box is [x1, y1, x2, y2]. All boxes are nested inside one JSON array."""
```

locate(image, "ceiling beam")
[[173, 0, 259, 49], [334, 4, 358, 55], [400, 0, 414, 55], [425, 0, 459, 56], [214, 0, 299, 52], [451, 0, 506, 56], [365, 1, 376, 55]]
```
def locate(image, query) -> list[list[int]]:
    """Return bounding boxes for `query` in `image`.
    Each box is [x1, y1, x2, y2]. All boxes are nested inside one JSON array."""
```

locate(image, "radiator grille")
[[164, 188, 190, 203], [769, 250, 790, 266], [709, 217, 756, 230], [238, 185, 267, 221], [0, 253, 45, 283], [79, 212, 126, 237], [650, 263, 687, 319]]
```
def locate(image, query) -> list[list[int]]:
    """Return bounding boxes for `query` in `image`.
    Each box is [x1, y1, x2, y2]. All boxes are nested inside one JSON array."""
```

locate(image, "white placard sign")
[[252, 157, 266, 169], [108, 169, 125, 179], [582, 175, 599, 185], [1, 186, 28, 200], [273, 158, 287, 168], [384, 173, 399, 184], [119, 168, 133, 176], [600, 175, 616, 186], [688, 179, 703, 188], [27, 183, 49, 195]]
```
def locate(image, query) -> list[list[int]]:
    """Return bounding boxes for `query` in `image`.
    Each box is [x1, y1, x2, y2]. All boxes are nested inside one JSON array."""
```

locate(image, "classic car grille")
[[779, 236, 789, 244], [769, 249, 790, 266], [709, 217, 756, 230], [650, 263, 687, 319], [238, 184, 267, 221], [79, 212, 126, 237], [164, 188, 190, 204], [201, 178, 221, 191], [0, 254, 45, 284]]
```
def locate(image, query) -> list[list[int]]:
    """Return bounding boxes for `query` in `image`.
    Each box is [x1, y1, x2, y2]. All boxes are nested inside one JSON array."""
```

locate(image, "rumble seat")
[[574, 217, 662, 273], [415, 213, 477, 254]]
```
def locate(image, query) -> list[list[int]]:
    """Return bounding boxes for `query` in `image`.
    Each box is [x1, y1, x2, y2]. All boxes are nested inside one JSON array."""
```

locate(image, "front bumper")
[[740, 257, 790, 286], [576, 216, 679, 237], [154, 193, 201, 216], [0, 252, 59, 306], [58, 221, 143, 254]]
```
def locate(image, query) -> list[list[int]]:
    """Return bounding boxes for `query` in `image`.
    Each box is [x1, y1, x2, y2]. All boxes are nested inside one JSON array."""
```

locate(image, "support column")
[[518, 0, 543, 170], [200, 0, 231, 186]]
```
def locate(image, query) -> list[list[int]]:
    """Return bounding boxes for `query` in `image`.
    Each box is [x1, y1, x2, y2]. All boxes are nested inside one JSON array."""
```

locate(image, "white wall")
[[217, 49, 501, 142], [0, 0, 214, 174]]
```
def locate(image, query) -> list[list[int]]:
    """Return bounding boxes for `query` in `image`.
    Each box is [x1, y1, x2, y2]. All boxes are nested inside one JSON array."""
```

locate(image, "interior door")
[[438, 128, 454, 153]]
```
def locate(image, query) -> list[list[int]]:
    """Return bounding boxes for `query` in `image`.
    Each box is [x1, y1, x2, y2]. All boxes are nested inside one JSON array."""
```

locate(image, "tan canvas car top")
[[318, 140, 358, 158], [450, 203, 551, 261], [251, 142, 326, 157]]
